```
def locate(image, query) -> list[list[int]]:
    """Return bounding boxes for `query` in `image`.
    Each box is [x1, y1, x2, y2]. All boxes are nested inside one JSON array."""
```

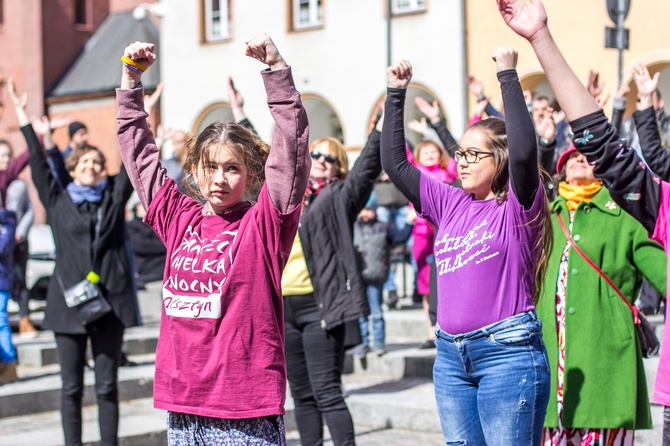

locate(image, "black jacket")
[[299, 130, 382, 329], [22, 125, 139, 334], [127, 215, 166, 283]]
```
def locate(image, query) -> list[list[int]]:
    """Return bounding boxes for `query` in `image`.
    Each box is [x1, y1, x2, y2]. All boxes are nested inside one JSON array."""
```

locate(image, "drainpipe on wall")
[[386, 0, 392, 68], [460, 0, 468, 133]]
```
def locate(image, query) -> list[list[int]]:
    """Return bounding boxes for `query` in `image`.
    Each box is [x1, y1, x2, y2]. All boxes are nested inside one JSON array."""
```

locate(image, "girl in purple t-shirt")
[[116, 36, 310, 445], [380, 52, 552, 445]]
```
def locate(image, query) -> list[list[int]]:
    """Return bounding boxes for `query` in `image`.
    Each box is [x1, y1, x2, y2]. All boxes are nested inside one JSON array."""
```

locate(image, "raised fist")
[[123, 41, 157, 74], [387, 60, 412, 89], [491, 46, 518, 72], [245, 34, 287, 70]]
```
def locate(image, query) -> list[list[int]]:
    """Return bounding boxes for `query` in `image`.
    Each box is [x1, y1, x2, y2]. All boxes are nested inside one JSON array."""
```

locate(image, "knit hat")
[[556, 143, 578, 175], [68, 121, 87, 139]]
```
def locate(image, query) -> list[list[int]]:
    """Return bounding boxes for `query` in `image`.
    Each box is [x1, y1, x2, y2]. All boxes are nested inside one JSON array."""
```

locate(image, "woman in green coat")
[[539, 143, 667, 445]]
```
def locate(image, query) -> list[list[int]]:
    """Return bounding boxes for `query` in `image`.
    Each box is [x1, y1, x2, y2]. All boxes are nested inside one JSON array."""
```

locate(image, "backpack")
[[353, 220, 390, 284]]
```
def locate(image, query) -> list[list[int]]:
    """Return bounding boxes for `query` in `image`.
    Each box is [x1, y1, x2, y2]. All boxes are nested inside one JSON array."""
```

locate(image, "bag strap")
[[55, 206, 104, 291], [556, 213, 640, 325], [91, 206, 103, 269]]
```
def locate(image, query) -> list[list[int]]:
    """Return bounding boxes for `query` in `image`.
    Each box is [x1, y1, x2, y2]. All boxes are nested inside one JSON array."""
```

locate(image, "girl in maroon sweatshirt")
[[116, 35, 310, 445]]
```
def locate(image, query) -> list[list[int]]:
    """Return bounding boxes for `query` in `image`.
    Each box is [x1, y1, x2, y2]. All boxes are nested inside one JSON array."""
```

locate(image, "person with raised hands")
[[381, 50, 552, 445], [281, 97, 385, 446], [631, 63, 670, 179], [116, 35, 310, 444], [497, 0, 670, 442], [9, 78, 139, 445]]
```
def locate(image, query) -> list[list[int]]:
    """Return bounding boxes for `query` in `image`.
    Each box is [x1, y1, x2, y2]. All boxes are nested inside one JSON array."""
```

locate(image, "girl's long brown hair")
[[181, 121, 270, 200], [467, 118, 553, 305]]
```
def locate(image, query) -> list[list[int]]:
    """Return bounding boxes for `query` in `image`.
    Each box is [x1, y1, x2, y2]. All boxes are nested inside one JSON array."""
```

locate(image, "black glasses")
[[453, 149, 493, 164], [310, 151, 338, 164]]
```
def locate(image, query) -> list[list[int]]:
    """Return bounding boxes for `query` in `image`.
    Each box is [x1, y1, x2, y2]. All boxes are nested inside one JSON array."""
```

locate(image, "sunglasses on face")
[[453, 149, 493, 164], [310, 151, 338, 164]]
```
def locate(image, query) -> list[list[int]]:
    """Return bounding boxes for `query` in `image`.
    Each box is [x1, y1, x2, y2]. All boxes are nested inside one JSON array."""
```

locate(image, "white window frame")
[[204, 0, 231, 42], [292, 0, 323, 31], [392, 0, 426, 15]]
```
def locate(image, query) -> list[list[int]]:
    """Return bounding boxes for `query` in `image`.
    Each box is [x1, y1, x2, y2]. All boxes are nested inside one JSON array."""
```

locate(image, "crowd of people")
[[2, 0, 670, 445]]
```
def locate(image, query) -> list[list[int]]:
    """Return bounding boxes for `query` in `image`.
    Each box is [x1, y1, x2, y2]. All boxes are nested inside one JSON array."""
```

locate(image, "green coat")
[[538, 187, 666, 429]]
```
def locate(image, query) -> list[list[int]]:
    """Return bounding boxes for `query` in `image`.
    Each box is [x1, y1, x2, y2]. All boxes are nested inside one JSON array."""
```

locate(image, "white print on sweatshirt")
[[162, 225, 238, 319]]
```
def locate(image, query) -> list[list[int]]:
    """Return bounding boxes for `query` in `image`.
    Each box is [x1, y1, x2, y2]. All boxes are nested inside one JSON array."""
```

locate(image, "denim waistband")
[[435, 310, 539, 343]]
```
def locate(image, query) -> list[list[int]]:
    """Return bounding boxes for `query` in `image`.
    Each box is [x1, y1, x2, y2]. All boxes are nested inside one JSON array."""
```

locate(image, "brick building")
[[0, 0, 159, 223]]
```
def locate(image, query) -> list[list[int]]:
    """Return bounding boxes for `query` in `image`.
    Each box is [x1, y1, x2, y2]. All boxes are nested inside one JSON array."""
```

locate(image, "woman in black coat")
[[10, 80, 138, 446], [281, 115, 383, 446]]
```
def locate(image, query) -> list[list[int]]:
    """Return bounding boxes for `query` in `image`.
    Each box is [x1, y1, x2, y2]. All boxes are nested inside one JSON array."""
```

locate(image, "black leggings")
[[284, 295, 355, 446], [55, 330, 124, 446], [664, 406, 670, 445]]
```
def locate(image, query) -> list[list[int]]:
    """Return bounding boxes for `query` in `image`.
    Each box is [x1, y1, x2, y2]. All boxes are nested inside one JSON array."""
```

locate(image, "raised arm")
[[498, 0, 660, 231], [498, 0, 599, 122], [226, 76, 259, 134], [116, 42, 167, 212], [467, 75, 505, 119], [45, 146, 72, 190], [611, 82, 630, 132], [631, 64, 670, 180], [7, 80, 62, 208], [415, 96, 458, 155], [340, 127, 382, 220], [494, 47, 539, 209], [380, 61, 422, 212], [535, 110, 558, 174], [245, 34, 310, 213]]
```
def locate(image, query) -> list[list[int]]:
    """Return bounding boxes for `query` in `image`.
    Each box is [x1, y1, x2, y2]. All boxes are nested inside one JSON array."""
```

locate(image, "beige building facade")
[[466, 0, 670, 119]]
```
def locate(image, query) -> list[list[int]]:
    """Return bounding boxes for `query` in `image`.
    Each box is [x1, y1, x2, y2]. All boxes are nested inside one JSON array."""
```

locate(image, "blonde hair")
[[181, 121, 270, 199], [413, 140, 448, 169], [310, 137, 349, 179]]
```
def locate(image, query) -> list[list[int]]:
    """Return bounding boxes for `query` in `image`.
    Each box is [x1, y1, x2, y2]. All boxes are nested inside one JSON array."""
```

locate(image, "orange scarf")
[[558, 181, 602, 211]]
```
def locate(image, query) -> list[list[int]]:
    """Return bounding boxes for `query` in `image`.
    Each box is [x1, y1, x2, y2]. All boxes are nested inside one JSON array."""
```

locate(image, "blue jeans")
[[433, 311, 550, 446], [376, 206, 409, 293], [359, 283, 385, 346], [0, 290, 16, 363]]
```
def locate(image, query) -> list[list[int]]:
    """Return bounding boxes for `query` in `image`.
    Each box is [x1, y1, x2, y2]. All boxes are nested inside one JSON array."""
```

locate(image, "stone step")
[[384, 306, 432, 344], [0, 397, 167, 446], [344, 377, 441, 433], [344, 344, 435, 379], [14, 327, 160, 368], [0, 356, 155, 419]]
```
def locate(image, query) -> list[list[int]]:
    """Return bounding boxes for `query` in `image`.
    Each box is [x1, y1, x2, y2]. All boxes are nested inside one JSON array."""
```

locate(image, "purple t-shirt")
[[652, 181, 670, 407], [420, 175, 545, 334], [145, 180, 300, 419]]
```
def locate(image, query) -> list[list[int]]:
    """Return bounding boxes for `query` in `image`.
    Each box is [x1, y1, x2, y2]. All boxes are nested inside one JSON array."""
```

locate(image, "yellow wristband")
[[86, 271, 101, 284], [121, 56, 148, 72]]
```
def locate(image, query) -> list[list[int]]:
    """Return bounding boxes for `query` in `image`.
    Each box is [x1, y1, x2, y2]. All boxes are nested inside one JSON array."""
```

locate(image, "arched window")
[[301, 94, 344, 143], [192, 102, 234, 134]]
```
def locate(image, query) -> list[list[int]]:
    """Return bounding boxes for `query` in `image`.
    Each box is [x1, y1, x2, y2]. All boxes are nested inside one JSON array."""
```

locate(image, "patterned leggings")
[[167, 412, 285, 446]]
